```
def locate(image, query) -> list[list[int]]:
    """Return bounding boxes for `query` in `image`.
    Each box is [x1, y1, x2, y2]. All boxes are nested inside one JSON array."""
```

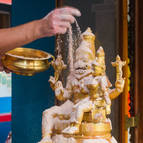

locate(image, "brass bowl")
[[2, 48, 55, 76]]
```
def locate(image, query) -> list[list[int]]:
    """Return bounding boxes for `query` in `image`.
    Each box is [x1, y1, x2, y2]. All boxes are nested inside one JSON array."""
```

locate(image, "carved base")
[[51, 122, 116, 143], [80, 122, 111, 136], [54, 122, 112, 137], [52, 134, 117, 143]]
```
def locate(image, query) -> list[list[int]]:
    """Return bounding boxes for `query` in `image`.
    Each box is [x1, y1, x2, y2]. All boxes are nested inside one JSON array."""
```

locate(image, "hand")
[[49, 76, 56, 90], [38, 7, 81, 37], [0, 57, 11, 73], [55, 81, 65, 101], [55, 81, 63, 89]]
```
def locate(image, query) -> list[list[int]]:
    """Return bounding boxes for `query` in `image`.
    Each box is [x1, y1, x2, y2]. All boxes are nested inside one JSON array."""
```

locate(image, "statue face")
[[74, 61, 91, 75]]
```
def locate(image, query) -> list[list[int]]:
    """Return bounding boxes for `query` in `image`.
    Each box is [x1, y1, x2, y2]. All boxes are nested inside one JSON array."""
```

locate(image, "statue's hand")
[[52, 55, 67, 72], [51, 55, 67, 81], [55, 81, 65, 101], [49, 76, 56, 90], [115, 78, 125, 93]]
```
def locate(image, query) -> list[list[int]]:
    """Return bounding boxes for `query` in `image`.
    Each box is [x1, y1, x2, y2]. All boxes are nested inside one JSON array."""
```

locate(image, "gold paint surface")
[[80, 122, 111, 136]]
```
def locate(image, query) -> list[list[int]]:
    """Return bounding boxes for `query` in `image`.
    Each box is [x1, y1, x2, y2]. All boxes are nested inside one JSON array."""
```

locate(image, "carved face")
[[74, 60, 91, 75]]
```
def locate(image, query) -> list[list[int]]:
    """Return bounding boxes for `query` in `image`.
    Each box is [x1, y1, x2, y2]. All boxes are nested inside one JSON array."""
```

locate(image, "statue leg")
[[62, 98, 93, 134], [74, 99, 93, 124], [39, 106, 61, 143], [39, 100, 73, 143]]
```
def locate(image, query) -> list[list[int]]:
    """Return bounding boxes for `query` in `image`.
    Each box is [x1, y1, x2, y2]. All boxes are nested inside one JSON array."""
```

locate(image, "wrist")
[[34, 19, 49, 39], [33, 19, 45, 39]]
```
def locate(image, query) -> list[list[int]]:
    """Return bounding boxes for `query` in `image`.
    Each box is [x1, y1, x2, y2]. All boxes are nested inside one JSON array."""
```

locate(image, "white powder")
[[68, 25, 74, 72], [52, 135, 117, 143]]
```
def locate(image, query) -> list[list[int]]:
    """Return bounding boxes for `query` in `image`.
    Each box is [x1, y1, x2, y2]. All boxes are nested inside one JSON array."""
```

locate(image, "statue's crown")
[[75, 28, 96, 65], [82, 27, 96, 40]]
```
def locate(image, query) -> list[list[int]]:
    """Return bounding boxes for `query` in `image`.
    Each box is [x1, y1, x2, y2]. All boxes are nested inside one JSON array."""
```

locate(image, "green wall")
[[12, 1, 55, 142]]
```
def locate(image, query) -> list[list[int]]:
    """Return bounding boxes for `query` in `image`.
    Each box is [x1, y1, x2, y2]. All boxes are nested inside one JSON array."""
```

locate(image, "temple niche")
[[39, 28, 125, 143]]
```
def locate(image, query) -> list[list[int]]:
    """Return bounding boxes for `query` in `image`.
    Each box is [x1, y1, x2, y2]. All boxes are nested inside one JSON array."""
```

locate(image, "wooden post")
[[135, 0, 143, 142], [135, 0, 139, 142], [119, 0, 128, 142]]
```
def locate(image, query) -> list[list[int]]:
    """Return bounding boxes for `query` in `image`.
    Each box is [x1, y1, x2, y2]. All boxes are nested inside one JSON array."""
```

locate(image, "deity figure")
[[39, 28, 125, 143]]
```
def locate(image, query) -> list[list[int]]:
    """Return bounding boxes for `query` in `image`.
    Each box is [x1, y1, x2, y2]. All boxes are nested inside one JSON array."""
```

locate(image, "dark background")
[[12, 0, 55, 143]]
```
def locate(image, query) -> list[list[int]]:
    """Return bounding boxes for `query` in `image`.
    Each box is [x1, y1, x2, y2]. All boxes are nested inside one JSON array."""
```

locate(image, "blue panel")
[[0, 122, 11, 143], [0, 97, 11, 113], [12, 0, 55, 143]]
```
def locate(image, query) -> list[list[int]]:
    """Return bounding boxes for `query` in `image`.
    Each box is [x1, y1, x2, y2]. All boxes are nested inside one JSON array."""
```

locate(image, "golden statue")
[[39, 28, 125, 143]]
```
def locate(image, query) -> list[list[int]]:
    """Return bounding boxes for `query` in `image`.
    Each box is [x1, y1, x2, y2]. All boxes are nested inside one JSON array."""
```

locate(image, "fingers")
[[0, 60, 4, 72], [4, 68, 11, 73], [57, 7, 81, 17], [56, 14, 75, 23], [56, 27, 68, 34], [51, 16, 73, 34], [56, 21, 71, 29], [0, 58, 11, 73], [49, 20, 70, 35], [0, 66, 11, 73], [0, 67, 4, 72], [47, 26, 67, 36], [55, 7, 81, 24], [40, 7, 81, 37]]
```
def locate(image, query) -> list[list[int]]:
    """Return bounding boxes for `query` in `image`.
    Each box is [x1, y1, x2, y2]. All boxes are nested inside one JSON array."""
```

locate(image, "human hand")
[[0, 57, 11, 73], [38, 7, 81, 38]]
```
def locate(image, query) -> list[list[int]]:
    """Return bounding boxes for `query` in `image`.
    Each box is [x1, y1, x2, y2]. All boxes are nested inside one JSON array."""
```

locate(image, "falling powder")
[[56, 19, 82, 73], [68, 20, 82, 73], [68, 25, 74, 72]]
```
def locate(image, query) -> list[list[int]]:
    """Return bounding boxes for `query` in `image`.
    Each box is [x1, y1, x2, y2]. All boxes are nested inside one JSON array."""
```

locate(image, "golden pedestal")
[[52, 122, 114, 143]]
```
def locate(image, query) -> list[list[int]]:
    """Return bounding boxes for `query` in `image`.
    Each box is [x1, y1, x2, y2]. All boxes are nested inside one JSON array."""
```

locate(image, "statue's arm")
[[55, 81, 72, 101], [109, 56, 126, 100], [49, 76, 72, 101], [109, 78, 125, 100]]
